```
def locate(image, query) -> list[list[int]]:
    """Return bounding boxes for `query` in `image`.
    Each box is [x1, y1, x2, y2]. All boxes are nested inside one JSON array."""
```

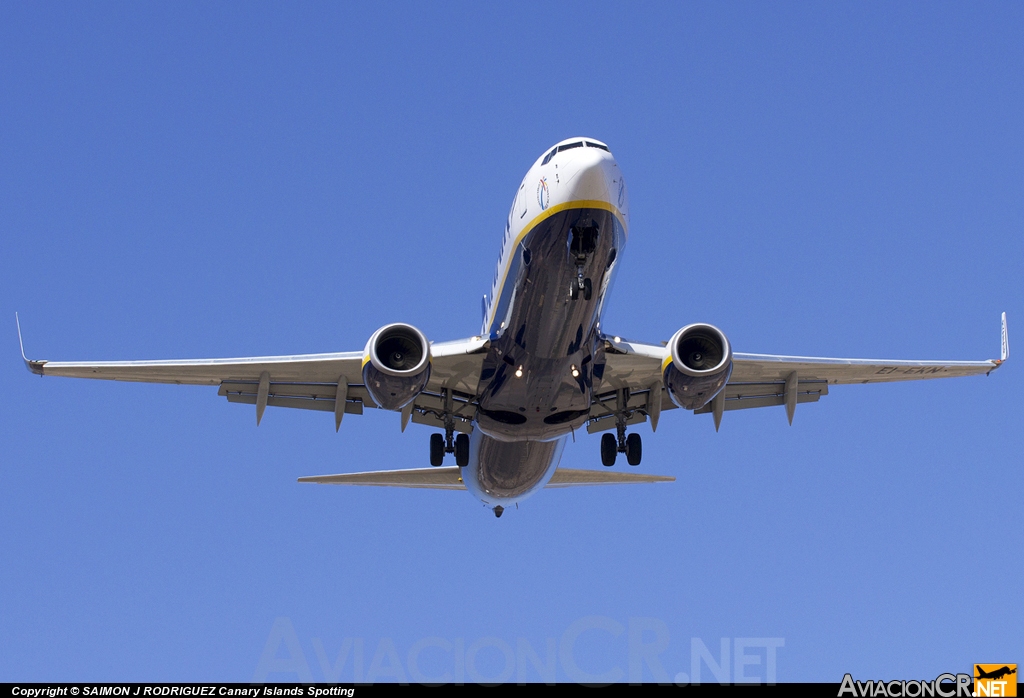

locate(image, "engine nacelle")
[[362, 323, 431, 411], [663, 323, 732, 410]]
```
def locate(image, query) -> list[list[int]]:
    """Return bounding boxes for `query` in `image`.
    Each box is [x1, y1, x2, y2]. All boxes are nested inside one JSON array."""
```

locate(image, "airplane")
[[975, 666, 1016, 681], [18, 137, 1010, 518]]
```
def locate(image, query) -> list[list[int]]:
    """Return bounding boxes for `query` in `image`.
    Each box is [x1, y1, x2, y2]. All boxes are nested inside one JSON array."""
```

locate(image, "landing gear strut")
[[429, 388, 470, 467]]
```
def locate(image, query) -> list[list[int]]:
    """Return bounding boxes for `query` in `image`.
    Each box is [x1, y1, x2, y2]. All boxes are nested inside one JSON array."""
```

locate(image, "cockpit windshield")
[[542, 140, 609, 165]]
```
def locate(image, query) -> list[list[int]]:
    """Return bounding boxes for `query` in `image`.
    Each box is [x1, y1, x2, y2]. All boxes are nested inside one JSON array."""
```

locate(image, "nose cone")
[[562, 147, 617, 204]]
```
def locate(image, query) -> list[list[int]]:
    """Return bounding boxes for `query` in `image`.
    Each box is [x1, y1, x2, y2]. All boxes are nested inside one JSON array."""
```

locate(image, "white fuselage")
[[482, 138, 629, 336], [462, 138, 630, 509]]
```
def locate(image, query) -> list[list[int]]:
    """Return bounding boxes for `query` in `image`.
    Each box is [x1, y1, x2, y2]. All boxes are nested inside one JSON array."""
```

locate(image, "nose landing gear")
[[568, 225, 597, 302], [570, 275, 593, 301]]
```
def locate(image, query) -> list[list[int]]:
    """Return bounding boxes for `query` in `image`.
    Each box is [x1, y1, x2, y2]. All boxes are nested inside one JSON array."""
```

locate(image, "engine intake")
[[663, 323, 732, 410], [362, 323, 431, 411]]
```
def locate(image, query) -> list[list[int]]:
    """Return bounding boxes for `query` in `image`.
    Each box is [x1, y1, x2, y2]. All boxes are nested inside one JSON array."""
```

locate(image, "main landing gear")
[[599, 387, 642, 466], [429, 389, 469, 467], [430, 432, 469, 467], [600, 431, 642, 466]]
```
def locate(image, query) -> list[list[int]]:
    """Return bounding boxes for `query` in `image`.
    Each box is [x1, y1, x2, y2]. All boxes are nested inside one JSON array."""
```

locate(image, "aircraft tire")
[[570, 282, 579, 301], [455, 433, 470, 467], [600, 433, 617, 466], [626, 433, 642, 466], [583, 278, 592, 301], [429, 433, 445, 466]]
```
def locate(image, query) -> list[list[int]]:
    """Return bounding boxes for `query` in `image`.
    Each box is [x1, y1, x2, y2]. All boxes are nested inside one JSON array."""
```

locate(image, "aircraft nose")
[[563, 148, 615, 202]]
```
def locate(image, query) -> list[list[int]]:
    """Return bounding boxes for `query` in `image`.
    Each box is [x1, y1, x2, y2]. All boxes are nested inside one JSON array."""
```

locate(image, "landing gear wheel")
[[570, 282, 579, 301], [601, 433, 617, 467], [454, 433, 470, 467], [429, 433, 445, 466], [626, 433, 642, 466], [583, 278, 592, 301]]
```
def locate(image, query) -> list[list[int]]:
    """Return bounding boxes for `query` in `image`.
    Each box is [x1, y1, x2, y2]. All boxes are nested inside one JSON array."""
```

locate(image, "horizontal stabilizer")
[[546, 468, 675, 487], [298, 467, 465, 489], [298, 467, 675, 490]]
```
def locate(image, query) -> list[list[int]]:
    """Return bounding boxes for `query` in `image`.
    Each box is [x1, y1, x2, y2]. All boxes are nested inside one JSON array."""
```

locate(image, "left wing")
[[18, 315, 488, 427], [593, 313, 1007, 429]]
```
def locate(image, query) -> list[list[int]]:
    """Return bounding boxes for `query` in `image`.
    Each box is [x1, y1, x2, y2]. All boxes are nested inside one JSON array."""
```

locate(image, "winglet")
[[1000, 312, 1009, 363], [15, 313, 45, 375]]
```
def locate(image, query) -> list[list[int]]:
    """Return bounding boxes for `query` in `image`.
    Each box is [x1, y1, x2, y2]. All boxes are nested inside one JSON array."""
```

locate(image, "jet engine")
[[663, 323, 732, 410], [362, 323, 431, 411]]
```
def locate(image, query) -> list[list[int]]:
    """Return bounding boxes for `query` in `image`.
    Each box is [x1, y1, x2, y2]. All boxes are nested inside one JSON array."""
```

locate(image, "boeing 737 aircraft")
[[19, 137, 1009, 517]]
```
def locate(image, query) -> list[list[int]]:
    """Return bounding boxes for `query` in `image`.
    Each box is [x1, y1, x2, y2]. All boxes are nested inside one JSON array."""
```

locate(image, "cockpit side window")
[[541, 148, 557, 166]]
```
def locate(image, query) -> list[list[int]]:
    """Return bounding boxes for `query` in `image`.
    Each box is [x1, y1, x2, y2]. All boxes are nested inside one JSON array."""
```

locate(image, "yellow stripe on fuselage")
[[486, 199, 628, 331]]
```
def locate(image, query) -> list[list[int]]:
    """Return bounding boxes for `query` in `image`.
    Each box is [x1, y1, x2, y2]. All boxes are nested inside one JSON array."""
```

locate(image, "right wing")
[[592, 313, 1008, 430]]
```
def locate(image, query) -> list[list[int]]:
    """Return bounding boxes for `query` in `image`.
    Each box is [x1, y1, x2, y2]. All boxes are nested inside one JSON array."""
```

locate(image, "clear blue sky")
[[2, 2, 1021, 683]]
